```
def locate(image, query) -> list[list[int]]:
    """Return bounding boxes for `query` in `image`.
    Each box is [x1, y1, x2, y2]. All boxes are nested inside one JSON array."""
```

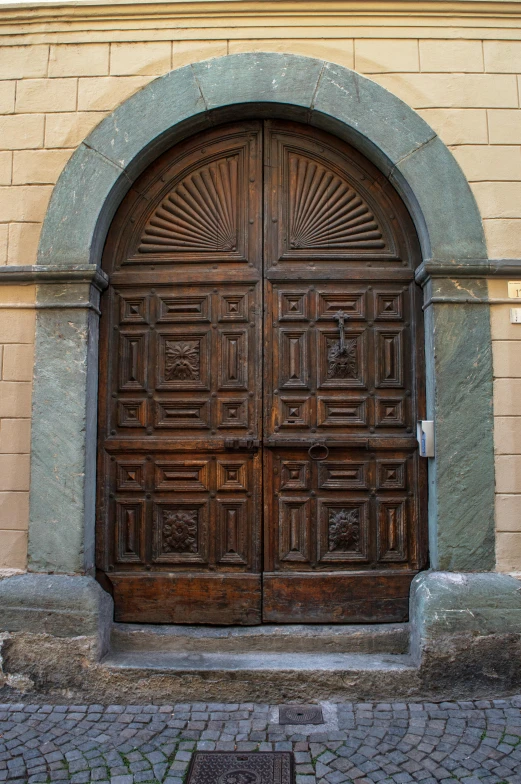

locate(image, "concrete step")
[[110, 622, 410, 655], [99, 648, 419, 702], [103, 650, 415, 672]]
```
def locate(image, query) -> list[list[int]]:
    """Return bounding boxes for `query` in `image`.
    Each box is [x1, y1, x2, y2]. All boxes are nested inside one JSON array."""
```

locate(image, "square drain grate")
[[279, 705, 324, 725], [186, 751, 294, 784]]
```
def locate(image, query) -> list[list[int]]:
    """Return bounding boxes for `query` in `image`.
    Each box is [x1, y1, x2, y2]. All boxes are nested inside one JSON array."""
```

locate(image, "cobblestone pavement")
[[1, 698, 521, 784]]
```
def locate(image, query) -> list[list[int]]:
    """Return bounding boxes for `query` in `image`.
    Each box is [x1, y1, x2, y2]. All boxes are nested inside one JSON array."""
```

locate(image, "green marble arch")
[[31, 53, 494, 576]]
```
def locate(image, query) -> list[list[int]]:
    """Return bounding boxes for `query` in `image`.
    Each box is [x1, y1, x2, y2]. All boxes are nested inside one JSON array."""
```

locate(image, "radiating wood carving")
[[288, 153, 385, 250], [138, 156, 239, 254]]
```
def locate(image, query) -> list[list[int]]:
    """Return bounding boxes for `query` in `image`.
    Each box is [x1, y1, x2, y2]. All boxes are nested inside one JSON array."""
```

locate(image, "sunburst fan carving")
[[288, 154, 386, 250], [138, 156, 239, 254]]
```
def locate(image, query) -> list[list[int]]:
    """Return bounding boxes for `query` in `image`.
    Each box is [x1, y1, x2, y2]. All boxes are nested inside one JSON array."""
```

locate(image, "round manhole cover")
[[279, 705, 324, 725]]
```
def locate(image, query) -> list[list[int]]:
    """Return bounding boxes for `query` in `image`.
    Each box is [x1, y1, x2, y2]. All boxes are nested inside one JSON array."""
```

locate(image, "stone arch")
[[37, 53, 486, 269], [29, 53, 494, 578]]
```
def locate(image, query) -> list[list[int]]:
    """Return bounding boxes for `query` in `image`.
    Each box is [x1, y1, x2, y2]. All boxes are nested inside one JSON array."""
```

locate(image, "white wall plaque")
[[510, 308, 521, 323], [508, 281, 521, 298]]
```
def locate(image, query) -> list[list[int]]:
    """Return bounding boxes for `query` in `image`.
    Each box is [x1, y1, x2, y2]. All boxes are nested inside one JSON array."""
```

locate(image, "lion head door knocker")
[[327, 309, 357, 380]]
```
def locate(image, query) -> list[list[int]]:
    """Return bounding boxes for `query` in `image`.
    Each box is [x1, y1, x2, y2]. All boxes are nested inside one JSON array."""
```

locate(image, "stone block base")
[[1, 571, 521, 702], [410, 570, 521, 697]]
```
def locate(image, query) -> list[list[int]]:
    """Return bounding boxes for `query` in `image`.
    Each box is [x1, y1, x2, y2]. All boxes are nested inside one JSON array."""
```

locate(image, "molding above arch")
[[36, 52, 487, 269]]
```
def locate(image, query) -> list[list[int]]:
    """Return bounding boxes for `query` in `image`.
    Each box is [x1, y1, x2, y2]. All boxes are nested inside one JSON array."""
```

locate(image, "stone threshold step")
[[111, 622, 409, 655], [102, 651, 416, 672]]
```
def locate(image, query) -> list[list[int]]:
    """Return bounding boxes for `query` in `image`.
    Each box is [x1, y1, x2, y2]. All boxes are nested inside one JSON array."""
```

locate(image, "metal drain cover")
[[186, 752, 294, 784], [279, 705, 324, 725]]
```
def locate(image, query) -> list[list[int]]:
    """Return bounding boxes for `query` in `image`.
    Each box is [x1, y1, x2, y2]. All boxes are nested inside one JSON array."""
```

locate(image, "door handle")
[[224, 437, 260, 451]]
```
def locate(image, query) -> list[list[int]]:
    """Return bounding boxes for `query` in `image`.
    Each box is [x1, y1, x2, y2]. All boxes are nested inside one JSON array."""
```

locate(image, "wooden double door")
[[96, 120, 427, 625]]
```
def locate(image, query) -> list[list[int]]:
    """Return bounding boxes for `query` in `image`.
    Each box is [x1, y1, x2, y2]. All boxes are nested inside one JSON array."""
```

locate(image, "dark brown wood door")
[[96, 120, 427, 625]]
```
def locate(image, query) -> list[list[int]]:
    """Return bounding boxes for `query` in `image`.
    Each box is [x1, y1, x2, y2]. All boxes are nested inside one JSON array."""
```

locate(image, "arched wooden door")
[[96, 120, 427, 625]]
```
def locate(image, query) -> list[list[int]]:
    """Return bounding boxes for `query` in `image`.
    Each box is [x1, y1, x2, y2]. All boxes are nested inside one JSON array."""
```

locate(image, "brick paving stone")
[[0, 698, 519, 782]]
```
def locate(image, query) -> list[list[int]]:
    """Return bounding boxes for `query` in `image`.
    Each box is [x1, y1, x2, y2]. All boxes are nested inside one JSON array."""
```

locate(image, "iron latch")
[[224, 437, 260, 451]]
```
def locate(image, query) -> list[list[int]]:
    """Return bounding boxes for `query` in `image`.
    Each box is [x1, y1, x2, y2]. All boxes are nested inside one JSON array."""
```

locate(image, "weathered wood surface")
[[97, 120, 426, 624]]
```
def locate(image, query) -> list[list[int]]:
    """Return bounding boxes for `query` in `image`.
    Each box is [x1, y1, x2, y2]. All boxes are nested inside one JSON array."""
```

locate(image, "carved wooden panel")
[[116, 461, 146, 491], [265, 447, 419, 577], [115, 500, 144, 564], [119, 333, 148, 391], [279, 330, 309, 390], [138, 156, 240, 255], [157, 294, 210, 323], [318, 461, 368, 490], [108, 123, 262, 268], [375, 329, 405, 389], [267, 282, 412, 439], [217, 459, 248, 491], [155, 400, 210, 430], [264, 120, 417, 267], [105, 284, 261, 439], [377, 460, 407, 490], [280, 461, 310, 491], [120, 296, 148, 324], [317, 398, 368, 428], [287, 153, 386, 252], [377, 498, 408, 562], [153, 501, 209, 564], [318, 328, 365, 389], [219, 331, 248, 390], [318, 500, 369, 563], [158, 331, 210, 390], [279, 397, 311, 429], [155, 460, 210, 492], [118, 400, 147, 428], [279, 497, 311, 563], [217, 500, 249, 564]]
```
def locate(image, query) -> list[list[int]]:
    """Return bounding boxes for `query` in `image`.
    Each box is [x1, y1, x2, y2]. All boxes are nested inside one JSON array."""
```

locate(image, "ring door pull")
[[308, 443, 329, 461]]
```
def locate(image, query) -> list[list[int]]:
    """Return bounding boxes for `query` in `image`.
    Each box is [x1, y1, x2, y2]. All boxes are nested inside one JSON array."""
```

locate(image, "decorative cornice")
[[415, 259, 521, 285], [2, 261, 520, 290], [2, 0, 521, 27], [0, 265, 109, 290]]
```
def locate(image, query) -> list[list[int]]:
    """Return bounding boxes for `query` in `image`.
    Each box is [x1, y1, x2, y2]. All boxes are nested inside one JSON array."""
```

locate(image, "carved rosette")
[[162, 509, 198, 553], [328, 507, 360, 552], [165, 340, 200, 381]]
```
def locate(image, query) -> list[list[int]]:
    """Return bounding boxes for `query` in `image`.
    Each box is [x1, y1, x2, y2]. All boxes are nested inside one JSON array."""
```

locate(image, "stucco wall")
[[0, 1, 519, 571]]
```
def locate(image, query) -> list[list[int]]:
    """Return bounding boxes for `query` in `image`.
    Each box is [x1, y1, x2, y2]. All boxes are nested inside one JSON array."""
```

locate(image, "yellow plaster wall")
[[0, 283, 35, 570], [0, 0, 520, 570], [488, 278, 521, 573]]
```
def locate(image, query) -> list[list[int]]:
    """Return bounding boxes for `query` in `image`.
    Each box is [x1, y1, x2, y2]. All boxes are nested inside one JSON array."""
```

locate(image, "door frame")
[[27, 53, 495, 584]]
